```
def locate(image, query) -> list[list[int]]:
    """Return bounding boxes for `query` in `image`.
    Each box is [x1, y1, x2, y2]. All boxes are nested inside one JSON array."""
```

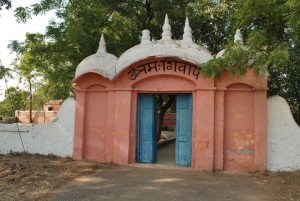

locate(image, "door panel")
[[176, 94, 192, 166], [137, 94, 157, 163]]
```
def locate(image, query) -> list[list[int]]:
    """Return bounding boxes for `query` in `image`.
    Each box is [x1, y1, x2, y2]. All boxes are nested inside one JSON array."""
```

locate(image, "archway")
[[136, 93, 192, 167], [73, 15, 268, 171]]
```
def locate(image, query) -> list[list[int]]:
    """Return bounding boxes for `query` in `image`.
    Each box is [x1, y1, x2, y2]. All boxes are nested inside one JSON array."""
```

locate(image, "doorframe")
[[133, 91, 194, 166]]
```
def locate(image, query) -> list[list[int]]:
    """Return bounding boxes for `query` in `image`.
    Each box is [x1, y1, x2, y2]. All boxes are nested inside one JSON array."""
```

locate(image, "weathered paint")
[[137, 94, 157, 163], [223, 84, 255, 171], [267, 96, 300, 171], [0, 98, 75, 157], [176, 94, 192, 166], [73, 16, 267, 171], [73, 56, 267, 171]]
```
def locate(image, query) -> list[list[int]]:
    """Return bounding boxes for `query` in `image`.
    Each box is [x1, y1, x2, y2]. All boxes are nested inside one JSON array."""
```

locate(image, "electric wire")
[[0, 60, 32, 172]]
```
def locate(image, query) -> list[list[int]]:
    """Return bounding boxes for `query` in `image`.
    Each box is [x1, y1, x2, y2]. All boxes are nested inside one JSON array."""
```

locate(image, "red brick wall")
[[15, 111, 58, 124], [43, 104, 61, 112], [163, 113, 176, 131]]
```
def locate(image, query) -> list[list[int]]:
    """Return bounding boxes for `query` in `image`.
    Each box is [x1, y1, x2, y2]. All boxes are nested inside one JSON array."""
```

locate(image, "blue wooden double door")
[[137, 94, 192, 166]]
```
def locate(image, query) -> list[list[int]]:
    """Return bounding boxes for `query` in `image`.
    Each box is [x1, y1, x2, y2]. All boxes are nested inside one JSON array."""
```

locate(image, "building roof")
[[44, 100, 63, 105], [74, 15, 214, 81]]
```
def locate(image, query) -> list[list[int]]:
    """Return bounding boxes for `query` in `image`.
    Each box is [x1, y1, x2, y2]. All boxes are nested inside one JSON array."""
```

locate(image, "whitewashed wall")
[[267, 96, 300, 171], [1, 95, 300, 171], [0, 98, 75, 157]]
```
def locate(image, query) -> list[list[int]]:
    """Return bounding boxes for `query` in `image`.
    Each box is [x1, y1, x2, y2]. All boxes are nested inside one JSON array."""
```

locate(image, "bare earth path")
[[44, 165, 272, 201], [2, 154, 300, 201]]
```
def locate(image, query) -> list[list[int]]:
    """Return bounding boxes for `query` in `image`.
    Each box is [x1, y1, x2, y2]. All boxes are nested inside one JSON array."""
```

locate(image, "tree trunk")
[[29, 79, 33, 123], [156, 95, 175, 141], [157, 109, 165, 142], [145, 0, 153, 30]]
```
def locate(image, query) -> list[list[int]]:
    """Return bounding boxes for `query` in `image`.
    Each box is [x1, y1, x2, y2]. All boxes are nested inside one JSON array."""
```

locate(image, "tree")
[[186, 0, 300, 124], [213, 0, 300, 123], [9, 0, 300, 124], [11, 0, 231, 100], [0, 63, 10, 79], [0, 0, 11, 11], [9, 33, 46, 123], [156, 94, 175, 141], [10, 0, 232, 131], [0, 87, 28, 118]]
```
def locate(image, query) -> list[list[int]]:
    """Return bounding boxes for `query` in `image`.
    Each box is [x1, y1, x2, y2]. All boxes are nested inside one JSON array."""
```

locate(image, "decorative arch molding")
[[227, 83, 253, 88], [115, 42, 213, 78], [215, 69, 267, 91], [74, 73, 113, 91], [132, 74, 197, 91], [74, 71, 111, 83], [86, 84, 107, 90], [226, 83, 255, 91]]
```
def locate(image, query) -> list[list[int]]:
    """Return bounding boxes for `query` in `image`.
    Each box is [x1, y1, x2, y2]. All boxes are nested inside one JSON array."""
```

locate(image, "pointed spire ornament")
[[97, 34, 107, 54], [182, 17, 193, 44], [141, 29, 151, 44], [234, 29, 243, 44], [162, 14, 172, 41]]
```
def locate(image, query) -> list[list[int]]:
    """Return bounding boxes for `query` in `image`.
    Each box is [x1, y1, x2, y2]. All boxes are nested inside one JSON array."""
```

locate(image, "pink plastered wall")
[[73, 57, 267, 171]]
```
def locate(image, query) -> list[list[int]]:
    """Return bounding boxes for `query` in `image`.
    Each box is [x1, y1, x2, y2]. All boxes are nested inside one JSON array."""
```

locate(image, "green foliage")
[[0, 64, 11, 79], [186, 0, 231, 53], [0, 87, 28, 118], [6, 0, 300, 124], [8, 33, 50, 121], [203, 0, 290, 78], [232, 0, 299, 123], [0, 0, 11, 11], [12, 0, 222, 102], [202, 42, 254, 77], [199, 0, 299, 123]]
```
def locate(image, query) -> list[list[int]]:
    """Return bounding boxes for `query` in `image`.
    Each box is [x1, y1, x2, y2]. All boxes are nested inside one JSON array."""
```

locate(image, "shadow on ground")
[[44, 165, 272, 201]]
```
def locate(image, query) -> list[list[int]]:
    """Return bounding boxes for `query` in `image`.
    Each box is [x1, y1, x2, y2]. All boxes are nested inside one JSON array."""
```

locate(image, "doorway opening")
[[137, 93, 192, 167]]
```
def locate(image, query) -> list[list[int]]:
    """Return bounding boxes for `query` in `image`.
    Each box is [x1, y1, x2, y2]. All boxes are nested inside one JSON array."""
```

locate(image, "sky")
[[0, 0, 55, 100]]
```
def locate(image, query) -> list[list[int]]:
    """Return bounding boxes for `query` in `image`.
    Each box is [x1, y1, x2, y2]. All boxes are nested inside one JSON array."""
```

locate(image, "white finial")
[[162, 14, 172, 41], [234, 29, 243, 44], [182, 17, 193, 44], [141, 29, 151, 44], [97, 34, 107, 54]]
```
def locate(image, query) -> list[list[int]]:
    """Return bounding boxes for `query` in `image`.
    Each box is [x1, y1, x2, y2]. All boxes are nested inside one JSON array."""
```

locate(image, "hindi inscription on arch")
[[127, 59, 200, 80]]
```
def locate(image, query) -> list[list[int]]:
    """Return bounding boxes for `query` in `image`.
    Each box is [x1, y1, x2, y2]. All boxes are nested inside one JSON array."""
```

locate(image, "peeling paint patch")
[[198, 141, 210, 151], [90, 128, 103, 133], [232, 132, 254, 150]]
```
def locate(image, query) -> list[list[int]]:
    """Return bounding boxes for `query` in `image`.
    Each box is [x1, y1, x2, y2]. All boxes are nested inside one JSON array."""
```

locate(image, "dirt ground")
[[251, 171, 300, 201], [1, 153, 300, 201], [0, 153, 101, 201]]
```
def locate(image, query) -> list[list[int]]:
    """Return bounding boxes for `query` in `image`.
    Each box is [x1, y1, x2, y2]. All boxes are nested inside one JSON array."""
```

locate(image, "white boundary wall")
[[0, 98, 75, 157], [267, 96, 300, 171], [1, 95, 300, 171]]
